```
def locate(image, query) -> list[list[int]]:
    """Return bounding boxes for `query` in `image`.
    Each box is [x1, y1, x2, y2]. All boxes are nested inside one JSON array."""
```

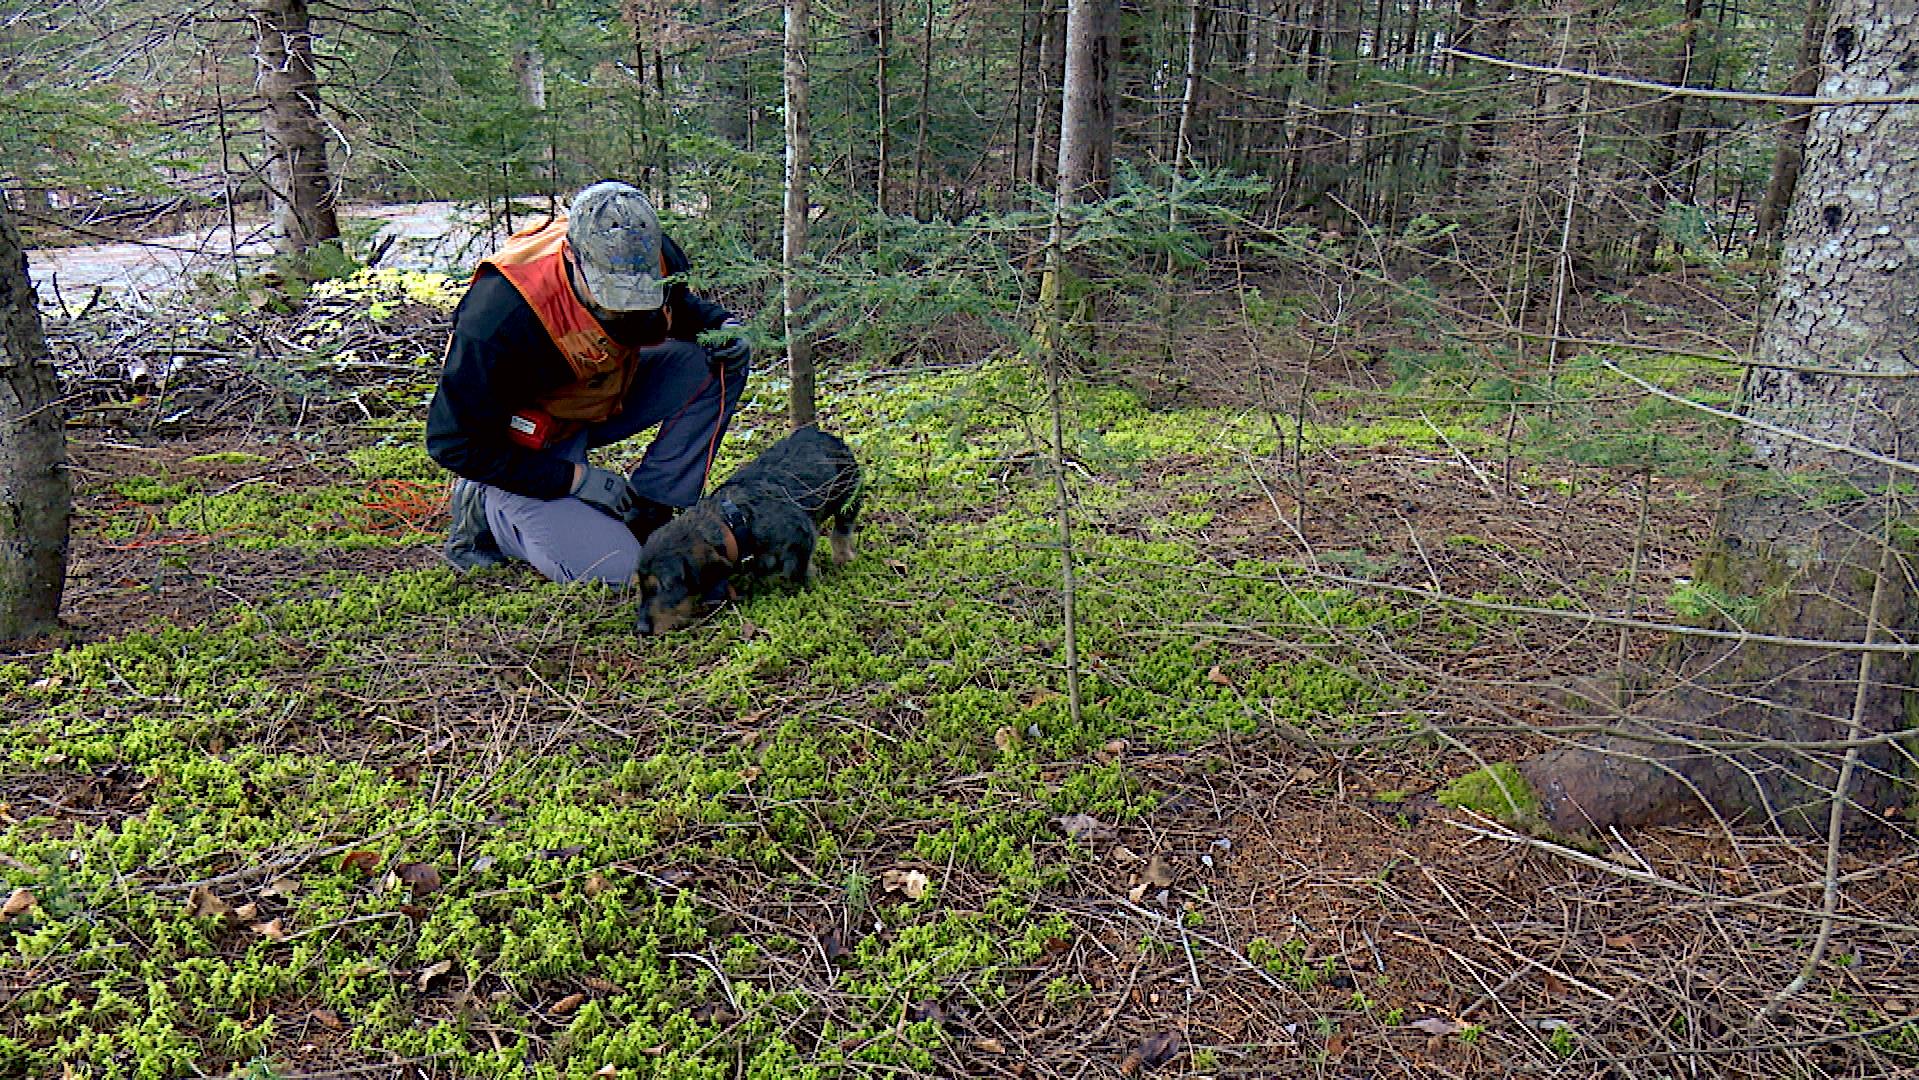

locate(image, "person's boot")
[[445, 478, 507, 570], [621, 496, 676, 545]]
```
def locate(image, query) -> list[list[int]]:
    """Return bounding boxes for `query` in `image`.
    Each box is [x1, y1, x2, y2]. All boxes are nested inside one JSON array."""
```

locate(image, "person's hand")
[[706, 320, 750, 374], [571, 465, 635, 518]]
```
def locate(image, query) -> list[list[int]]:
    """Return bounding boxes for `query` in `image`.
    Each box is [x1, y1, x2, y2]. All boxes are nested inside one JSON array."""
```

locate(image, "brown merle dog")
[[634, 426, 861, 634]]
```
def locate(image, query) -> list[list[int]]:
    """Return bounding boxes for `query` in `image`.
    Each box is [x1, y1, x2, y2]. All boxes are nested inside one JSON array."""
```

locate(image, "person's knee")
[[535, 529, 639, 584], [546, 545, 640, 585]]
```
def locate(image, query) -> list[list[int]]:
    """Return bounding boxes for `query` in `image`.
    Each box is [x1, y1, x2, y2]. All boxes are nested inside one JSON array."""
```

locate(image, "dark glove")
[[571, 465, 635, 518], [622, 496, 676, 545], [706, 320, 750, 374]]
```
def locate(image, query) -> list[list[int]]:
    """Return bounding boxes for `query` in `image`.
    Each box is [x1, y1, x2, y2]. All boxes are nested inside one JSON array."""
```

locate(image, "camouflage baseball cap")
[[567, 181, 666, 312]]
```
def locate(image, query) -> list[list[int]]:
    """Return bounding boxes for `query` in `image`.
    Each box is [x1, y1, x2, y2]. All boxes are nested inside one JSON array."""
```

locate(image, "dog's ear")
[[692, 521, 735, 569], [690, 537, 732, 573]]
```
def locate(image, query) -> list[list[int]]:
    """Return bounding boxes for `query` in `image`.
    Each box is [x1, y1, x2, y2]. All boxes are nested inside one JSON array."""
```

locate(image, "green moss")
[[1436, 763, 1540, 824], [2, 351, 1462, 1075], [181, 452, 269, 467], [114, 475, 196, 505]]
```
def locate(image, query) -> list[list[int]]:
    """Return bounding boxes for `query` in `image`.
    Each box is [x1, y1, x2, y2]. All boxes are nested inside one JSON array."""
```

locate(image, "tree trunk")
[[1011, 1, 1028, 197], [784, 0, 816, 431], [1754, 0, 1830, 258], [1056, 0, 1117, 204], [705, 0, 750, 148], [877, 0, 893, 213], [250, 0, 339, 254], [913, 0, 934, 219], [1173, 0, 1206, 173], [515, 35, 555, 212], [1633, 0, 1704, 274], [0, 201, 69, 643], [1523, 0, 1919, 837], [1029, 2, 1065, 192]]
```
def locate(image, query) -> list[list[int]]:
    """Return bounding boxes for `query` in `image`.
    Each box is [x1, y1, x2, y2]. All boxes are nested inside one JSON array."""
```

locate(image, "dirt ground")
[[11, 267, 1918, 1080]]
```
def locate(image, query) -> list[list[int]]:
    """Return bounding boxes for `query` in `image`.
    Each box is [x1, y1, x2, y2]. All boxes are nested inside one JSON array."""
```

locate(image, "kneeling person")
[[427, 181, 750, 584]]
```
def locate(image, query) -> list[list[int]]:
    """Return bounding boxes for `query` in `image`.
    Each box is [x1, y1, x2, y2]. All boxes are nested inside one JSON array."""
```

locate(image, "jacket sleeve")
[[661, 234, 736, 341], [425, 271, 580, 499]]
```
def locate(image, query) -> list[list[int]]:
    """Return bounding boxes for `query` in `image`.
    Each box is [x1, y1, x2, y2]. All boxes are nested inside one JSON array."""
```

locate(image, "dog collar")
[[715, 496, 748, 565]]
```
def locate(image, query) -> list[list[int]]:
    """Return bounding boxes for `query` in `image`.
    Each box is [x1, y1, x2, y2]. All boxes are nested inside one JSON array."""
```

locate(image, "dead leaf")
[[538, 845, 585, 861], [1126, 883, 1149, 904], [260, 876, 300, 899], [1119, 1031, 1181, 1075], [1409, 1018, 1465, 1036], [907, 999, 948, 1023], [994, 725, 1019, 752], [1, 888, 37, 922], [1026, 688, 1063, 708], [393, 862, 442, 899], [1602, 933, 1639, 950], [594, 1066, 618, 1078], [312, 1008, 343, 1030], [1111, 844, 1141, 865], [185, 885, 230, 918], [739, 619, 760, 641], [1205, 665, 1234, 688], [1324, 1032, 1348, 1059], [585, 872, 611, 897], [739, 765, 762, 783], [1041, 935, 1072, 956], [398, 904, 427, 922], [415, 959, 453, 993], [975, 1036, 1007, 1054], [1142, 855, 1176, 888], [231, 901, 259, 921], [1053, 813, 1116, 844], [250, 918, 287, 942], [690, 1001, 740, 1024], [551, 992, 586, 1015], [340, 850, 382, 877], [882, 868, 931, 900]]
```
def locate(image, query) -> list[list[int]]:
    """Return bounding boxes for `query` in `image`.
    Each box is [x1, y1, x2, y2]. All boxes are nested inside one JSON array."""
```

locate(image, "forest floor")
[[4, 265, 1917, 1080]]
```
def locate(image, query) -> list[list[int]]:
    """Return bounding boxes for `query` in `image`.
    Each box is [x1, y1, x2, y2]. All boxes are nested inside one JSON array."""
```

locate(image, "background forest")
[[4, 1, 1919, 1078]]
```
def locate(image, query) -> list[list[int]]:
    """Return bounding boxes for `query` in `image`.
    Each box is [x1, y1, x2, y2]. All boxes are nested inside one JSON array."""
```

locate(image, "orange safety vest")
[[475, 218, 671, 423]]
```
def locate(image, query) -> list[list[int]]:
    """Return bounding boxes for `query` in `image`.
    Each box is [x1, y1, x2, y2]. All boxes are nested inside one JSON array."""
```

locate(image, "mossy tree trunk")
[[1524, 0, 1919, 836], [0, 201, 69, 643]]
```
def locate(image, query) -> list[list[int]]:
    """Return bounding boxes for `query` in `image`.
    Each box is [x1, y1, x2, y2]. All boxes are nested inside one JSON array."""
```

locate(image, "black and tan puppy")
[[635, 426, 861, 634]]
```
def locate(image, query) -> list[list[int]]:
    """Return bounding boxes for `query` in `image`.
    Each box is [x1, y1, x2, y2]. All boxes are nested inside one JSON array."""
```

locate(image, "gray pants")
[[483, 338, 747, 585]]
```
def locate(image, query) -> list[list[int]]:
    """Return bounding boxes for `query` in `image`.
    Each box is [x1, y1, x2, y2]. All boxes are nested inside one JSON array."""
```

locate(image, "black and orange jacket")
[[425, 218, 732, 499]]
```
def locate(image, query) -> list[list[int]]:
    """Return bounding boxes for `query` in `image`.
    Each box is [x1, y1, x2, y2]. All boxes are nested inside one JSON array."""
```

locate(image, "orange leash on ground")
[[700, 363, 727, 487]]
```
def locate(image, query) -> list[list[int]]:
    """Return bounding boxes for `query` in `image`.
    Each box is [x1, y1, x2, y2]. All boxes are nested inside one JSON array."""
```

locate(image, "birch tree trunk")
[[784, 0, 817, 430], [0, 202, 69, 643], [251, 0, 339, 254], [1524, 0, 1919, 836]]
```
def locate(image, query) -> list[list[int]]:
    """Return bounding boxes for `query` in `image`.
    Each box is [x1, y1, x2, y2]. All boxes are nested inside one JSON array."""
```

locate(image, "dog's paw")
[[830, 533, 856, 566]]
